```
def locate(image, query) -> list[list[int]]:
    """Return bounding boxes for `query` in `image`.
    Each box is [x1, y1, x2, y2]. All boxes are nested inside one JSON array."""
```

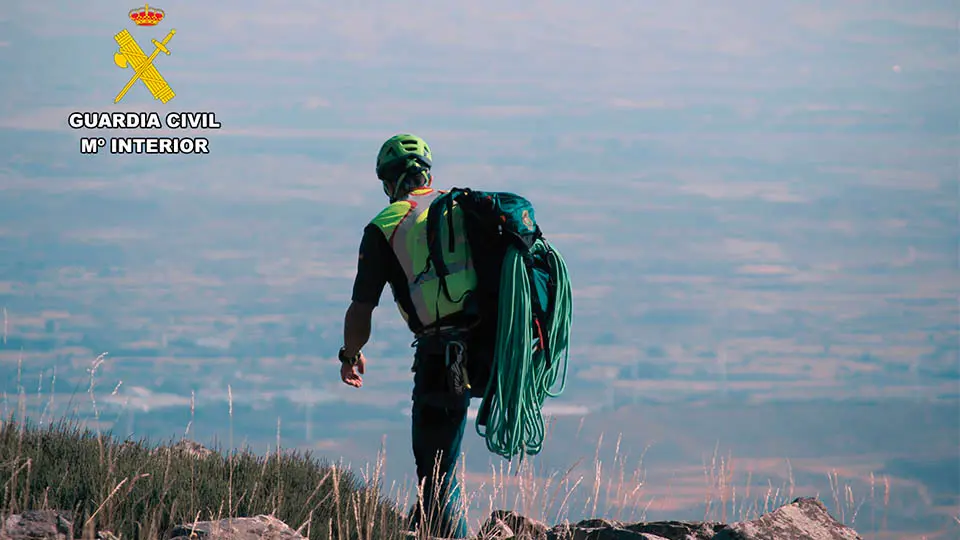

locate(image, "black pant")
[[408, 344, 470, 538]]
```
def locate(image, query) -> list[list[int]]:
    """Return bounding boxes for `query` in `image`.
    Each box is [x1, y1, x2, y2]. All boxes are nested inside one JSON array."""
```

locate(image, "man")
[[338, 133, 479, 538]]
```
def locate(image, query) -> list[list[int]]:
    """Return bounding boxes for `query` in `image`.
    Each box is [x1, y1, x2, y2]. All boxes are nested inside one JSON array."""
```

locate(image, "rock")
[[0, 510, 73, 540], [549, 521, 675, 539], [623, 520, 724, 539], [548, 517, 721, 540], [477, 519, 514, 539], [712, 497, 861, 540], [575, 519, 623, 529], [537, 497, 859, 540], [155, 439, 215, 459], [551, 527, 669, 540], [168, 515, 304, 539], [479, 510, 548, 539]]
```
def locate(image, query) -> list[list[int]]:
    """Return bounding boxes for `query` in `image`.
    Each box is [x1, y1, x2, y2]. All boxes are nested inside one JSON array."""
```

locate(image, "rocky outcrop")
[[0, 497, 861, 539], [169, 515, 304, 539], [477, 498, 861, 540], [712, 497, 862, 540], [115, 438, 215, 460], [153, 438, 216, 460], [0, 513, 302, 540], [0, 510, 73, 540], [477, 510, 549, 539]]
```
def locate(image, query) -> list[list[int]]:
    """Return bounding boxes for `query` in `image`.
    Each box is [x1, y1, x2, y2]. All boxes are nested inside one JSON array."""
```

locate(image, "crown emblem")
[[128, 4, 165, 26]]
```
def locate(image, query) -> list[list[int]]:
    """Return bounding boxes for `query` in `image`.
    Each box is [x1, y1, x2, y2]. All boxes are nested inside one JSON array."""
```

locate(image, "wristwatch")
[[338, 347, 360, 366]]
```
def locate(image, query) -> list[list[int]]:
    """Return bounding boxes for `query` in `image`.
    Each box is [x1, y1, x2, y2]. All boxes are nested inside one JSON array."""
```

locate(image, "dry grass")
[[0, 352, 911, 539], [697, 443, 890, 531], [1, 353, 407, 540]]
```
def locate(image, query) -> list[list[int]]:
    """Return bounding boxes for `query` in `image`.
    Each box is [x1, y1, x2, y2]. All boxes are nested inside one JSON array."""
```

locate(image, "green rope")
[[477, 239, 572, 460]]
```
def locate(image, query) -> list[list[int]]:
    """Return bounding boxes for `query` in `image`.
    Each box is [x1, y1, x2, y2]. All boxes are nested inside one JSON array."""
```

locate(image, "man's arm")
[[342, 301, 374, 358], [342, 224, 389, 358]]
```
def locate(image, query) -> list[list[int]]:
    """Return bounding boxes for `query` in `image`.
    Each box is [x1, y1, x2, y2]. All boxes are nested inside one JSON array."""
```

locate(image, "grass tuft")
[[0, 415, 407, 540]]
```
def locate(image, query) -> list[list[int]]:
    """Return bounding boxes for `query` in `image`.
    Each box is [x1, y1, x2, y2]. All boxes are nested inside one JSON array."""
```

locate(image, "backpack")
[[425, 188, 572, 459]]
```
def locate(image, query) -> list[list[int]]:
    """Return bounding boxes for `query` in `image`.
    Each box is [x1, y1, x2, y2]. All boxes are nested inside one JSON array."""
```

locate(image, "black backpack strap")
[[425, 188, 467, 303]]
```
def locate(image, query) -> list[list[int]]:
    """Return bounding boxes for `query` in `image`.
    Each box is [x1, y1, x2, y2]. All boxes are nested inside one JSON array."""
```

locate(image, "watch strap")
[[339, 347, 360, 365]]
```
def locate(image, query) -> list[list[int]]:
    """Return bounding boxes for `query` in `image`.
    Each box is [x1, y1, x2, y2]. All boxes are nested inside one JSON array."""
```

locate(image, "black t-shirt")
[[351, 223, 422, 330]]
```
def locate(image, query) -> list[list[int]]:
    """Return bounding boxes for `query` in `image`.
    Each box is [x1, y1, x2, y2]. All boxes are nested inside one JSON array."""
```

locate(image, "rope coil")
[[476, 239, 572, 460]]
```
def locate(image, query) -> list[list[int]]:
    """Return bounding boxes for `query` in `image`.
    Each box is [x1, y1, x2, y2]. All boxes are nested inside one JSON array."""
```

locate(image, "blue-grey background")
[[0, 1, 957, 538]]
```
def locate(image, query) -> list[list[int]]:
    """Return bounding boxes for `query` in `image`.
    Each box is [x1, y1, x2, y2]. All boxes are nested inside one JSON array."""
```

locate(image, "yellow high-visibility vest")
[[370, 188, 477, 329]]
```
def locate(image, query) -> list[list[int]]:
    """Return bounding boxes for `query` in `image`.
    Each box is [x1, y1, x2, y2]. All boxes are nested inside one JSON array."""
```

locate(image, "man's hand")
[[340, 352, 367, 388]]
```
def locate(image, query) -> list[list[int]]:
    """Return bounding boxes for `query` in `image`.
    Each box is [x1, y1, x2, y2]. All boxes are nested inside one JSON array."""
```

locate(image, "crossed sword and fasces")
[[113, 28, 176, 103]]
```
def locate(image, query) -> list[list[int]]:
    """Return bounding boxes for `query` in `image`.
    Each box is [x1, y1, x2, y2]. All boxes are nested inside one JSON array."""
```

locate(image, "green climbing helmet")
[[376, 133, 432, 181]]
